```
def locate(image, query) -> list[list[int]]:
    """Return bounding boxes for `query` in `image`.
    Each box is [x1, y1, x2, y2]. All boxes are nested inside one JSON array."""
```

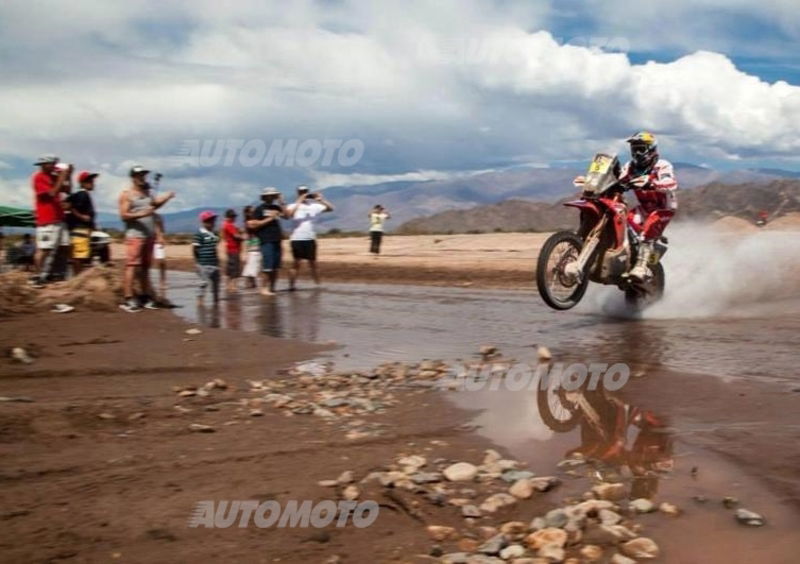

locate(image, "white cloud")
[[0, 0, 799, 212]]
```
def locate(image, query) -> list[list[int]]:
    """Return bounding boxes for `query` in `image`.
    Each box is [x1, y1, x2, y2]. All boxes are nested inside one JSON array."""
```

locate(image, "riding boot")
[[628, 241, 654, 281]]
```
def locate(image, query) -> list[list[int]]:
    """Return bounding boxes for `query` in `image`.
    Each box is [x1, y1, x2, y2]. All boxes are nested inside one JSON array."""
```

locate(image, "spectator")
[[222, 208, 244, 292], [66, 170, 98, 274], [368, 204, 390, 255], [18, 234, 36, 271], [153, 214, 168, 299], [286, 185, 334, 290], [246, 187, 286, 297], [241, 205, 261, 289], [194, 211, 221, 304], [31, 155, 71, 286], [118, 165, 175, 312]]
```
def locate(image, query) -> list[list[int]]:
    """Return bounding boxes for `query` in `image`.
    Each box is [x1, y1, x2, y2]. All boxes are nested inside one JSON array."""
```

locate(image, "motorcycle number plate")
[[588, 155, 613, 175]]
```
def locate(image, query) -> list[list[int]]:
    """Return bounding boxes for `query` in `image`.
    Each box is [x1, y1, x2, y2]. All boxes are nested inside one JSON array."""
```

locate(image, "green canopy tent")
[[0, 205, 35, 228]]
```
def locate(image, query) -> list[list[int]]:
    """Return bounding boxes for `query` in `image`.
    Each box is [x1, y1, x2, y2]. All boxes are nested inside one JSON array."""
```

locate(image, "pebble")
[[658, 502, 680, 516], [525, 528, 568, 550], [411, 472, 442, 484], [480, 493, 517, 513], [337, 470, 354, 484], [499, 545, 526, 560], [621, 537, 660, 559], [10, 347, 34, 364], [441, 553, 469, 564], [185, 328, 202, 335], [735, 508, 766, 526], [723, 496, 739, 509], [528, 517, 546, 531], [317, 480, 338, 487], [428, 525, 457, 541], [536, 545, 565, 562], [545, 508, 569, 529], [501, 470, 535, 483], [537, 346, 552, 361], [580, 545, 603, 562], [458, 538, 480, 552], [342, 485, 359, 500], [530, 477, 561, 492], [592, 482, 626, 501], [462, 505, 482, 518], [477, 534, 507, 555], [445, 462, 479, 482], [629, 498, 655, 513], [610, 554, 637, 564], [188, 423, 215, 433], [509, 479, 534, 500]]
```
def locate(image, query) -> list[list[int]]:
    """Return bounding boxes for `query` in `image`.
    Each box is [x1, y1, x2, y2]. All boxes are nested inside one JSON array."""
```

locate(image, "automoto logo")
[[439, 362, 630, 392], [188, 500, 379, 529], [177, 138, 365, 167]]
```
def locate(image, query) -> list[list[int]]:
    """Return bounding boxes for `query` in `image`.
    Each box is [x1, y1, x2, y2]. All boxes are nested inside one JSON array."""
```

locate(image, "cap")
[[261, 186, 280, 196], [296, 184, 310, 193], [199, 210, 218, 222], [129, 165, 150, 176], [34, 154, 59, 166], [77, 171, 99, 183]]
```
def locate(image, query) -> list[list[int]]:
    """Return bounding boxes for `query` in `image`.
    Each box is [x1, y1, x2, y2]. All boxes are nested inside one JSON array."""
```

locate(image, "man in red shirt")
[[222, 208, 244, 292], [31, 154, 72, 286]]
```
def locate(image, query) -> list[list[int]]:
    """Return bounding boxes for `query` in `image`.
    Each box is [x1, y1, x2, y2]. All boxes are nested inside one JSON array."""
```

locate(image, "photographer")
[[286, 185, 334, 290], [368, 204, 390, 255], [118, 165, 175, 312], [31, 155, 71, 286]]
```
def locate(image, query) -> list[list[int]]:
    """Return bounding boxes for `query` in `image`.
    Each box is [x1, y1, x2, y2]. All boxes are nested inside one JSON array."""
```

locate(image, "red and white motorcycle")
[[536, 153, 667, 311]]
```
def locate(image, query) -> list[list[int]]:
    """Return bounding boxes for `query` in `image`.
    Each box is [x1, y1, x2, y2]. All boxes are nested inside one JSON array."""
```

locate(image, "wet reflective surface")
[[168, 272, 800, 562]]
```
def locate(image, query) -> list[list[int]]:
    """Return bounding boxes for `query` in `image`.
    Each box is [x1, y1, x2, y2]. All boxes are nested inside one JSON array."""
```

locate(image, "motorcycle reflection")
[[538, 375, 673, 499]]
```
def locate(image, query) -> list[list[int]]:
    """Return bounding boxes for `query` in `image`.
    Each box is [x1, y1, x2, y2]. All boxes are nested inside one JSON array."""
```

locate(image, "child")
[[193, 211, 221, 303], [241, 205, 262, 289], [221, 208, 244, 292]]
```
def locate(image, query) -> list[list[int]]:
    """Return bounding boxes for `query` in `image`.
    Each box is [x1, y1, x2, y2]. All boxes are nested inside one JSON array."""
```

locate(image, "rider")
[[575, 131, 678, 281]]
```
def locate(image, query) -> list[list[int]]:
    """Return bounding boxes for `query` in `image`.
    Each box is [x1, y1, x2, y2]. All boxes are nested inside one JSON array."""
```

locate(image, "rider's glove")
[[629, 175, 651, 189]]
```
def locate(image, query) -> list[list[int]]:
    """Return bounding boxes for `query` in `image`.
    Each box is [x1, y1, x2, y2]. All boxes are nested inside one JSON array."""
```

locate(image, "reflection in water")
[[197, 302, 220, 328]]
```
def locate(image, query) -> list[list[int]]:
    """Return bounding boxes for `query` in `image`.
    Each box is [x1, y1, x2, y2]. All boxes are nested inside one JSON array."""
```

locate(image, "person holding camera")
[[246, 187, 287, 297], [286, 185, 334, 290], [31, 155, 72, 287], [118, 165, 175, 312], [368, 204, 390, 255]]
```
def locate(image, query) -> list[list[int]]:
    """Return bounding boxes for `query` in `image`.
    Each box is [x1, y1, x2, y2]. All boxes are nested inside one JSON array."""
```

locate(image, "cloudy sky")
[[1, 0, 799, 213]]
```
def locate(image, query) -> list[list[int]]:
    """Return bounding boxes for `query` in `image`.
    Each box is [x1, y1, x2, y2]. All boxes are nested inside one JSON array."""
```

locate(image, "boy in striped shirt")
[[194, 211, 221, 303]]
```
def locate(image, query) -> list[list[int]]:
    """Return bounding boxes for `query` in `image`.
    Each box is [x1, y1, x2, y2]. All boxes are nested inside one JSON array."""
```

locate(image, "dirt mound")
[[711, 215, 758, 233], [0, 266, 123, 316], [764, 212, 800, 231]]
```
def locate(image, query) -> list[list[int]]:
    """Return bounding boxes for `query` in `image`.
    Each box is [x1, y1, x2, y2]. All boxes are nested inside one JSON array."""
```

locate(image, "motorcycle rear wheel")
[[536, 231, 590, 310], [624, 262, 665, 310]]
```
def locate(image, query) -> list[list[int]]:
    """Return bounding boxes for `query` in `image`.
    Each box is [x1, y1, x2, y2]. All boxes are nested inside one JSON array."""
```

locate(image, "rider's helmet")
[[626, 131, 658, 170]]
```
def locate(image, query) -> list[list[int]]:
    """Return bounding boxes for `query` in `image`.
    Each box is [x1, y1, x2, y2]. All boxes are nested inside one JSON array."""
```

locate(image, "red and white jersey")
[[619, 158, 678, 214]]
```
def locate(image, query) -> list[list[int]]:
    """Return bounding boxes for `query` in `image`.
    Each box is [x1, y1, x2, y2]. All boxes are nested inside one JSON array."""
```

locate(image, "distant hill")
[[92, 165, 800, 233], [397, 180, 800, 234]]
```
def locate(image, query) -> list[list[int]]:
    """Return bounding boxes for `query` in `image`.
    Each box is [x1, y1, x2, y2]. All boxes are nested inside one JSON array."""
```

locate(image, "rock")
[[530, 477, 561, 492], [478, 526, 499, 539], [10, 347, 33, 364], [658, 502, 680, 516], [478, 533, 507, 555], [480, 493, 517, 513], [500, 545, 526, 560], [692, 495, 708, 504], [411, 472, 442, 484], [467, 556, 505, 564], [336, 470, 354, 484], [128, 412, 145, 421], [537, 545, 565, 563], [441, 553, 470, 564], [499, 521, 528, 541], [342, 485, 359, 501], [398, 454, 427, 469], [249, 409, 264, 417], [188, 423, 215, 433], [610, 554, 637, 564], [509, 479, 534, 499], [537, 346, 552, 361], [528, 517, 547, 531], [723, 496, 739, 509], [592, 482, 626, 501], [445, 462, 479, 482], [428, 525, 457, 541], [458, 538, 480, 552], [544, 509, 569, 529], [185, 328, 202, 335], [430, 545, 445, 557], [178, 390, 196, 397], [735, 508, 766, 526], [525, 528, 568, 550], [580, 545, 603, 562], [621, 537, 660, 559], [97, 412, 115, 420], [629, 498, 655, 513], [317, 480, 338, 487], [462, 505, 482, 518], [501, 470, 536, 483], [479, 345, 498, 358], [484, 449, 503, 464], [0, 396, 35, 403], [598, 509, 622, 526]]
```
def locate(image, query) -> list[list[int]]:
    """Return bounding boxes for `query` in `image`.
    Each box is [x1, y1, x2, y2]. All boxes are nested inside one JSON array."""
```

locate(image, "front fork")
[[565, 215, 607, 281]]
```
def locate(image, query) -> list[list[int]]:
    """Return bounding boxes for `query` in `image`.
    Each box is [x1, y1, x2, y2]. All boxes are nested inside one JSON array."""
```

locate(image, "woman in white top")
[[368, 205, 390, 255]]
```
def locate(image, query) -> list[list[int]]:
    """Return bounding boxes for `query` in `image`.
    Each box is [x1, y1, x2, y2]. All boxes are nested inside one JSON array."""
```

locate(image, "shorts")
[[291, 239, 317, 261], [36, 223, 70, 250], [226, 252, 242, 277], [125, 237, 155, 268], [153, 243, 166, 261], [70, 228, 91, 260], [260, 241, 282, 272]]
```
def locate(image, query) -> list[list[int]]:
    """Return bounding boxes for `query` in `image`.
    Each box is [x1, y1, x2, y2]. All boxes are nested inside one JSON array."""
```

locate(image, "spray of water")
[[579, 223, 800, 319]]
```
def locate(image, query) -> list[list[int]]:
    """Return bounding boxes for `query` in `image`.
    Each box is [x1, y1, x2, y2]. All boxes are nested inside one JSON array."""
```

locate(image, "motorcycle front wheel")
[[536, 231, 590, 310]]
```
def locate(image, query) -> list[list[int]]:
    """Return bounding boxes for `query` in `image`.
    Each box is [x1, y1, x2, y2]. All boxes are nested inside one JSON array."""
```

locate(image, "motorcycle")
[[536, 152, 667, 311]]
